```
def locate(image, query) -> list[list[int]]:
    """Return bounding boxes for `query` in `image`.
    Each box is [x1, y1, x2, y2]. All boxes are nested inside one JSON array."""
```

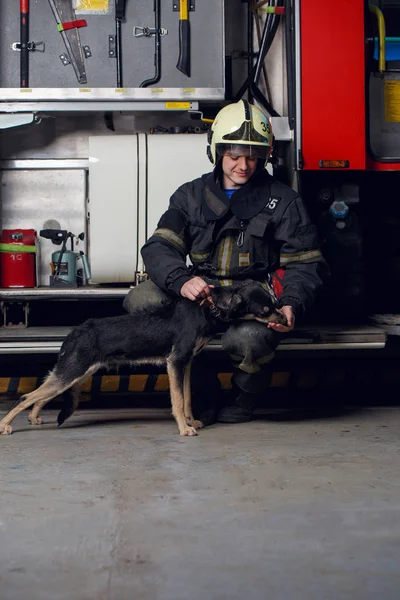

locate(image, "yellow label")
[[151, 88, 164, 93], [384, 80, 400, 122], [183, 88, 195, 93], [20, 88, 32, 92], [79, 88, 92, 93], [75, 0, 109, 11], [115, 88, 127, 93], [165, 102, 191, 109]]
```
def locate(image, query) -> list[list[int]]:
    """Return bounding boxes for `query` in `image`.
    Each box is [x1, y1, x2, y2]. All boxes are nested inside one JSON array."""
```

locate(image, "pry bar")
[[176, 0, 190, 76], [139, 0, 162, 87], [48, 0, 87, 85], [115, 0, 127, 87], [20, 0, 30, 87]]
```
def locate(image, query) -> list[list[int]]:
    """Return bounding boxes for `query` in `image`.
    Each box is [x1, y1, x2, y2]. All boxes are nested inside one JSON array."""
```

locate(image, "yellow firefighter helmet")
[[207, 100, 273, 166]]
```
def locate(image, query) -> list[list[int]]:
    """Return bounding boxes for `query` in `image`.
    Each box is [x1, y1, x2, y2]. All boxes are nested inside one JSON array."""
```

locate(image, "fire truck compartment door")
[[88, 135, 139, 283], [146, 134, 211, 240]]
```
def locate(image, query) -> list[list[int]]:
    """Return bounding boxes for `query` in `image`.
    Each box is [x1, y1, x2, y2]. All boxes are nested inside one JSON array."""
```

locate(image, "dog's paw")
[[180, 426, 198, 437], [0, 423, 13, 435], [185, 417, 205, 430], [28, 414, 43, 426]]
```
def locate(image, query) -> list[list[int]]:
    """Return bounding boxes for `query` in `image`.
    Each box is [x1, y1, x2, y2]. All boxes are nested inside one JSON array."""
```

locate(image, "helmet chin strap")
[[213, 159, 224, 184], [256, 158, 266, 171]]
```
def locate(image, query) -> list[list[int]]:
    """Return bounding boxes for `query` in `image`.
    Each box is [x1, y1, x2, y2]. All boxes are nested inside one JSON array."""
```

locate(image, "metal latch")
[[83, 46, 92, 59], [134, 26, 168, 37], [11, 41, 45, 52], [108, 35, 116, 58], [173, 1, 195, 10], [60, 53, 71, 66]]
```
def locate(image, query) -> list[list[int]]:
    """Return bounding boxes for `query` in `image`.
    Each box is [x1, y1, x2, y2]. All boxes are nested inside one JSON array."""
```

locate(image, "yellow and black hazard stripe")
[[0, 368, 398, 396], [0, 374, 232, 395]]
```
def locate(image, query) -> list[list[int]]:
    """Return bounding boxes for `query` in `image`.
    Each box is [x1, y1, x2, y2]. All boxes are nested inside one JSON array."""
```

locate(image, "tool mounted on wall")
[[109, 0, 127, 87], [173, 0, 195, 77], [19, 0, 31, 88], [10, 1, 45, 88], [135, 0, 168, 87], [48, 0, 88, 84]]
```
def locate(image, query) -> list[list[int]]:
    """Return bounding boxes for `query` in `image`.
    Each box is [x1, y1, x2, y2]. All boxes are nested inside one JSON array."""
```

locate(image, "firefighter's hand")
[[268, 305, 295, 333], [180, 277, 215, 301]]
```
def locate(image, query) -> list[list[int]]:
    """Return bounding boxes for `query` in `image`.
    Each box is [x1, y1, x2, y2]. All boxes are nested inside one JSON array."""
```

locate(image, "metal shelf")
[[0, 159, 90, 170], [0, 100, 201, 129], [0, 324, 387, 354], [0, 99, 201, 112], [0, 286, 130, 300]]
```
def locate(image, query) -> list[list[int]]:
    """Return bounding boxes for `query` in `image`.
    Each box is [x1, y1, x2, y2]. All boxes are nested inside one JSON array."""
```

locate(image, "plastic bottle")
[[329, 200, 350, 229], [321, 200, 365, 318]]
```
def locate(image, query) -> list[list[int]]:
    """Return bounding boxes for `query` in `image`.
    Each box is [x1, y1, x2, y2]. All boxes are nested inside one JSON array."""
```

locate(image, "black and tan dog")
[[0, 280, 286, 437]]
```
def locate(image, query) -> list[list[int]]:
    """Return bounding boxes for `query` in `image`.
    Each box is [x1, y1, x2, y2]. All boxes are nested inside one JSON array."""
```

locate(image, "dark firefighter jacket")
[[141, 168, 328, 317]]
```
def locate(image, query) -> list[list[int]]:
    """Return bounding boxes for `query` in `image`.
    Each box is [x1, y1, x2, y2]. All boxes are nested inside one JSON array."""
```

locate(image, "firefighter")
[[125, 100, 328, 423]]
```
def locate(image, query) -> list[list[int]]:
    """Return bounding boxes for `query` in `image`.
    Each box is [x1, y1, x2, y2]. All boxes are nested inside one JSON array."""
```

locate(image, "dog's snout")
[[255, 308, 288, 326], [269, 310, 288, 326]]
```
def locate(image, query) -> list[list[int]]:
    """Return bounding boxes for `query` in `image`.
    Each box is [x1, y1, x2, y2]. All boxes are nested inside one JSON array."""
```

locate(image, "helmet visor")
[[221, 119, 270, 144], [216, 143, 270, 160]]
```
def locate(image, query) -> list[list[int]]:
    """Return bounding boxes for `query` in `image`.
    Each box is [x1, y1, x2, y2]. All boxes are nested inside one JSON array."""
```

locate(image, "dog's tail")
[[54, 325, 101, 427], [57, 384, 81, 427]]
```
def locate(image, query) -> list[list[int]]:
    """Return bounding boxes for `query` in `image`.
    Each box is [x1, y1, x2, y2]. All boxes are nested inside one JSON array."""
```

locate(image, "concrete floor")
[[1, 406, 400, 600]]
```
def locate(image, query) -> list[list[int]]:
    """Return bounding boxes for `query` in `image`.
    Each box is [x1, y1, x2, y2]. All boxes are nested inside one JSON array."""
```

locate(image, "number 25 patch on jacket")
[[265, 197, 280, 212]]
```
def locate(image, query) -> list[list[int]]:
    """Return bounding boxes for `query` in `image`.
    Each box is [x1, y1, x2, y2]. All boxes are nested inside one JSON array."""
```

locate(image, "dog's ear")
[[216, 292, 243, 317]]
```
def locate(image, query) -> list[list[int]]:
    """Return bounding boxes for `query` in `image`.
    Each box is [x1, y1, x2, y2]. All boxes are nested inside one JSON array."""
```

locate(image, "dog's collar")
[[199, 296, 221, 318]]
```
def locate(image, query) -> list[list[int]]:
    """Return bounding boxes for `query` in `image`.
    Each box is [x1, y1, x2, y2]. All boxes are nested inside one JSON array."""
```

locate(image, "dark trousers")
[[190, 321, 285, 422], [221, 321, 285, 393]]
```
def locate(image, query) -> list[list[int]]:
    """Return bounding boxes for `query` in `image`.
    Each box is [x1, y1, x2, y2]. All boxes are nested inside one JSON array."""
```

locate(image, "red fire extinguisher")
[[0, 229, 37, 288]]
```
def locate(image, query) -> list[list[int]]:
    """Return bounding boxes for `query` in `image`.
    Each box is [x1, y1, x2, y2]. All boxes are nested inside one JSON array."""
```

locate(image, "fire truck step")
[[0, 366, 398, 397]]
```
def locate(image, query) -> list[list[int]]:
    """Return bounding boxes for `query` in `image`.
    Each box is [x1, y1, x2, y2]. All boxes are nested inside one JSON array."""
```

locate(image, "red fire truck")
[[0, 0, 398, 381]]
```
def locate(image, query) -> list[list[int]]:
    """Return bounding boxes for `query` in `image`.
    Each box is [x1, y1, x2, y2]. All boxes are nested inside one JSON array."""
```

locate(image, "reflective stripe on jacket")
[[141, 169, 329, 317]]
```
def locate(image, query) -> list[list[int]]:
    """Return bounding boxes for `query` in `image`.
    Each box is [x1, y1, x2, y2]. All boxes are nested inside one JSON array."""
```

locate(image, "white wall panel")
[[88, 136, 138, 283], [146, 134, 212, 240]]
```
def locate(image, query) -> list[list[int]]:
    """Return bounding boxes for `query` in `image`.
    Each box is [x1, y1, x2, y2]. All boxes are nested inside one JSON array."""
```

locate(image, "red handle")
[[20, 0, 29, 14]]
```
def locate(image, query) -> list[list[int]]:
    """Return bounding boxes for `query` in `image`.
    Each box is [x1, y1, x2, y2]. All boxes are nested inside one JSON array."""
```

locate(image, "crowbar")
[[20, 0, 30, 87], [176, 0, 190, 76], [115, 0, 127, 87], [48, 0, 87, 84]]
